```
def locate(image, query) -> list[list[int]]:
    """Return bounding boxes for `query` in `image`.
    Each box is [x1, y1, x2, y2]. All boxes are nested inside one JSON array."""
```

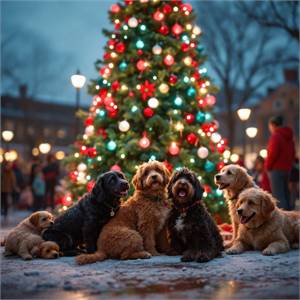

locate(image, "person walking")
[[1, 161, 17, 218], [252, 156, 271, 193], [32, 165, 46, 211], [265, 116, 295, 210], [43, 154, 59, 210]]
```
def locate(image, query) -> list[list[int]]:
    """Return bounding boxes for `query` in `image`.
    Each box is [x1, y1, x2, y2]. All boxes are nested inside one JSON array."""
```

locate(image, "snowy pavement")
[[1, 211, 299, 299], [1, 246, 299, 299]]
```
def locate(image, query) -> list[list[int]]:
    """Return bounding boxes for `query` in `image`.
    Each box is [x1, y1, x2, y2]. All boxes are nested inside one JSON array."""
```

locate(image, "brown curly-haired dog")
[[167, 168, 223, 262], [227, 188, 300, 256], [214, 164, 256, 248], [3, 211, 55, 260], [76, 161, 170, 264]]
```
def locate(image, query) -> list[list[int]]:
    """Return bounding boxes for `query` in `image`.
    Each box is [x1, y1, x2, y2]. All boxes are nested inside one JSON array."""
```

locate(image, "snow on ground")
[[1, 248, 299, 299], [1, 211, 299, 299]]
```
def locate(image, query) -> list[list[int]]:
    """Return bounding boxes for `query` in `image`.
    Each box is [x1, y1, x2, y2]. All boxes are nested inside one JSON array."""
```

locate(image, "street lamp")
[[39, 143, 51, 154], [237, 108, 251, 156], [246, 127, 258, 153], [71, 70, 86, 137], [2, 130, 14, 151]]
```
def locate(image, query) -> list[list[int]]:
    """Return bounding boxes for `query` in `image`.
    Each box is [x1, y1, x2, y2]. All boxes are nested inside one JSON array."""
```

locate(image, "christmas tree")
[[64, 0, 228, 220]]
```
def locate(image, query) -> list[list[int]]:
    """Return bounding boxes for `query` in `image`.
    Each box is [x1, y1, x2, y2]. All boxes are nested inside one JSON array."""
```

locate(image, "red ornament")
[[124, 0, 133, 5], [139, 80, 156, 100], [87, 147, 97, 158], [61, 194, 73, 207], [181, 43, 189, 52], [217, 143, 225, 154], [80, 146, 88, 155], [137, 49, 143, 55], [206, 94, 216, 106], [85, 116, 94, 126], [97, 128, 107, 140], [69, 171, 78, 182], [107, 40, 116, 47], [111, 164, 122, 171], [168, 142, 180, 156], [185, 113, 195, 124], [163, 160, 173, 172], [111, 81, 120, 91], [172, 23, 183, 35], [139, 132, 150, 149], [100, 66, 111, 77], [143, 107, 154, 118], [204, 184, 211, 194], [110, 4, 121, 13], [217, 162, 225, 171], [136, 59, 148, 71], [115, 42, 125, 53], [197, 97, 207, 108], [169, 74, 178, 85], [153, 10, 165, 22], [180, 3, 193, 14], [87, 180, 95, 192], [163, 54, 174, 66], [162, 4, 172, 14], [186, 133, 198, 145], [158, 25, 169, 35], [103, 52, 111, 60]]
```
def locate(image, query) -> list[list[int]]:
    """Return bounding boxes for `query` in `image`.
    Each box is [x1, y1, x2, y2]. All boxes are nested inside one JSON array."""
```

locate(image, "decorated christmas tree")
[[64, 0, 228, 220]]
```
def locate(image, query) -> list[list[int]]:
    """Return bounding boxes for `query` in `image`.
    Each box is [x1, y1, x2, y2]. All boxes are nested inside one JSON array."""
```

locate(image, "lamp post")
[[237, 108, 251, 155], [71, 70, 86, 137], [2, 130, 14, 151], [246, 127, 258, 153]]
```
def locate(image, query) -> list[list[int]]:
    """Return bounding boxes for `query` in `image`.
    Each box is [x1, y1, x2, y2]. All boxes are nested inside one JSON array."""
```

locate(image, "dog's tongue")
[[179, 190, 187, 197], [240, 216, 248, 224]]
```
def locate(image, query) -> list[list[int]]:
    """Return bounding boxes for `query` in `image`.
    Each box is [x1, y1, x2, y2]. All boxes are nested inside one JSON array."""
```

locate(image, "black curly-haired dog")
[[167, 168, 223, 262], [42, 170, 129, 256]]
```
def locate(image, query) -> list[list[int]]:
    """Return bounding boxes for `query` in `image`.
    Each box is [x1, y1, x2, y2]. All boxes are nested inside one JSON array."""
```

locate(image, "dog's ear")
[[29, 212, 40, 227], [261, 191, 276, 217], [192, 173, 204, 200], [132, 172, 142, 190], [234, 166, 253, 191], [162, 164, 171, 185], [91, 175, 104, 197]]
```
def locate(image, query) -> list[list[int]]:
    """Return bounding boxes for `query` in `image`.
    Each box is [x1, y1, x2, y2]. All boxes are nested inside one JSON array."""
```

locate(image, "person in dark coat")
[[43, 154, 59, 209], [265, 116, 295, 210]]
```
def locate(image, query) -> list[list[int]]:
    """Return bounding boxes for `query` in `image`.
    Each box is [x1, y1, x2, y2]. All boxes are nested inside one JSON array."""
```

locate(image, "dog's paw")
[[22, 255, 33, 260], [226, 247, 242, 255], [149, 250, 161, 256], [262, 248, 277, 256], [224, 240, 234, 249], [76, 255, 87, 265], [195, 252, 211, 263]]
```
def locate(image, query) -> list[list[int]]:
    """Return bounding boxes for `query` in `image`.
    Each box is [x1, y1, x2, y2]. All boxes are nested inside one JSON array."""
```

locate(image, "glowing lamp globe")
[[152, 44, 162, 55], [139, 136, 150, 149], [237, 108, 251, 121], [107, 140, 117, 151], [148, 97, 159, 109], [2, 130, 14, 142], [246, 127, 258, 138], [39, 143, 51, 154], [128, 17, 138, 28], [164, 54, 174, 66], [260, 149, 267, 158], [118, 120, 130, 132], [168, 142, 180, 156], [71, 72, 86, 89], [197, 146, 209, 159]]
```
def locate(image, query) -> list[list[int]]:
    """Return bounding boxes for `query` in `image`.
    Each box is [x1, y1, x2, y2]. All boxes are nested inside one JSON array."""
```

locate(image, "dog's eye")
[[227, 170, 232, 175], [42, 218, 47, 221]]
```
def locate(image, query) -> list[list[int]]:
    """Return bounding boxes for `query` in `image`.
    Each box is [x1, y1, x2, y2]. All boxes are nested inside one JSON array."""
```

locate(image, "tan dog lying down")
[[3, 211, 59, 260], [226, 188, 300, 256]]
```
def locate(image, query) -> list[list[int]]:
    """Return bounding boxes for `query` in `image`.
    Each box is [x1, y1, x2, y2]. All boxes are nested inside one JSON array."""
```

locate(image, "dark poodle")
[[167, 168, 223, 262], [42, 170, 129, 255]]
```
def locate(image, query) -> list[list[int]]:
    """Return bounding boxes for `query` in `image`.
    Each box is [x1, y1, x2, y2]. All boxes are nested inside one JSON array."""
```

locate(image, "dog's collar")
[[174, 200, 201, 215], [101, 201, 120, 217]]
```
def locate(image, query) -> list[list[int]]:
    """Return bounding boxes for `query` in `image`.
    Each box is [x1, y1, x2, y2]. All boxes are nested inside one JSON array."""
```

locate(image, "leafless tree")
[[238, 1, 299, 43], [196, 2, 297, 148], [1, 28, 72, 98]]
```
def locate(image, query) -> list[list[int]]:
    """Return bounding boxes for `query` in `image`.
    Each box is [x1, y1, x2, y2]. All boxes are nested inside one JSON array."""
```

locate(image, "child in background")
[[253, 156, 271, 193], [32, 165, 46, 211]]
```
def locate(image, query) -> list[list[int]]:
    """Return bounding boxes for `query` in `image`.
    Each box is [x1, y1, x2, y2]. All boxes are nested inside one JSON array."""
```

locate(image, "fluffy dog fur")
[[214, 164, 256, 247], [226, 188, 300, 256], [43, 171, 129, 255], [167, 168, 223, 262], [76, 161, 170, 264], [4, 211, 55, 260]]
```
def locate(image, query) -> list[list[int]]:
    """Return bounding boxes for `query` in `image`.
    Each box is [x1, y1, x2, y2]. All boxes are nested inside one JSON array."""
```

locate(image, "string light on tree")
[[118, 120, 130, 132], [148, 97, 159, 109]]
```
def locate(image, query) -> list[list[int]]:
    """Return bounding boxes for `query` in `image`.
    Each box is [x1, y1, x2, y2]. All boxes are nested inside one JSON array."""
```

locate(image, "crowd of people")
[[1, 154, 61, 219], [1, 115, 298, 219]]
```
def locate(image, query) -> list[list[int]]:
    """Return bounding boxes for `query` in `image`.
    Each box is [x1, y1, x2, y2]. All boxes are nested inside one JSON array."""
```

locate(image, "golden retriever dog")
[[4, 211, 55, 260], [226, 188, 300, 255], [214, 164, 256, 248], [76, 161, 170, 264]]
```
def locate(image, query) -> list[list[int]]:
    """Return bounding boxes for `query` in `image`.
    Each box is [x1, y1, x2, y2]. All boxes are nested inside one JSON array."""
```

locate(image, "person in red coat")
[[253, 156, 271, 193], [265, 116, 295, 210]]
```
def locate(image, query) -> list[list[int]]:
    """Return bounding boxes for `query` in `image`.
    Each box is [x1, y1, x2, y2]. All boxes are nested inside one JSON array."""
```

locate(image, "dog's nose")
[[151, 174, 158, 180], [215, 175, 221, 180], [54, 253, 58, 258], [50, 221, 54, 225], [121, 181, 129, 189], [237, 208, 243, 216]]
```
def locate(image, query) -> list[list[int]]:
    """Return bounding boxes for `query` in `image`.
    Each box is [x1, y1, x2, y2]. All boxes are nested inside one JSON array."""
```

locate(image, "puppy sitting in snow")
[[167, 168, 223, 262]]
